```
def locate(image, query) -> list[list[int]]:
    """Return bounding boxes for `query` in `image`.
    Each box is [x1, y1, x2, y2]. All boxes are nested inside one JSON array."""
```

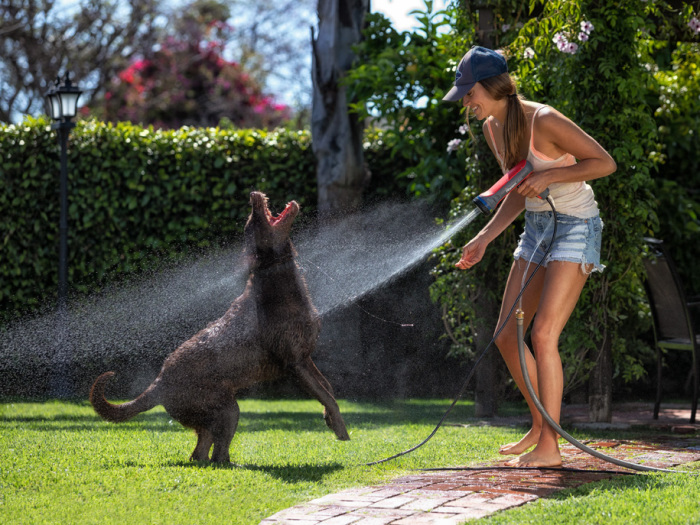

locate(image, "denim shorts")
[[513, 211, 605, 274]]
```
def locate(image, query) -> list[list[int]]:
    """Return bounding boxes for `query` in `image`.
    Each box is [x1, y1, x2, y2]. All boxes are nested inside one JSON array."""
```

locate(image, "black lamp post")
[[45, 73, 82, 398], [45, 74, 82, 310]]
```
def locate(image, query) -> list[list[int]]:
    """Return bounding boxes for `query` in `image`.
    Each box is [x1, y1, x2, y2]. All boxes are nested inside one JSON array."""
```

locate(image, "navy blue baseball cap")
[[442, 46, 508, 102]]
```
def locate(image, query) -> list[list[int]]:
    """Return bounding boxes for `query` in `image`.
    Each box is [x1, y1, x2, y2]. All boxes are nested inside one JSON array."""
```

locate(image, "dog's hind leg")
[[210, 399, 240, 464], [190, 428, 214, 462], [293, 357, 350, 441]]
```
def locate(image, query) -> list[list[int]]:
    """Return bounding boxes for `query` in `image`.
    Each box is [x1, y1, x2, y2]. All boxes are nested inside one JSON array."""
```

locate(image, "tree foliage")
[[349, 0, 700, 397], [345, 1, 472, 204], [0, 0, 163, 123], [92, 0, 290, 129], [224, 0, 317, 109]]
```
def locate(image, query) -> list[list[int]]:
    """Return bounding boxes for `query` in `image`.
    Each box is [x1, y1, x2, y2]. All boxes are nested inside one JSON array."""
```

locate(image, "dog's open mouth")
[[251, 191, 299, 228], [269, 201, 297, 226]]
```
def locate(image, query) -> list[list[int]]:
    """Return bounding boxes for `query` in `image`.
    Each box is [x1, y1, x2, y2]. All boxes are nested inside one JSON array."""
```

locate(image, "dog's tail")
[[89, 371, 160, 423]]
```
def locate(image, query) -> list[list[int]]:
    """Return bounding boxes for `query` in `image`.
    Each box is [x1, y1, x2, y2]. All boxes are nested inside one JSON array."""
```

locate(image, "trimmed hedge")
[[1, 117, 412, 322], [1, 118, 320, 321]]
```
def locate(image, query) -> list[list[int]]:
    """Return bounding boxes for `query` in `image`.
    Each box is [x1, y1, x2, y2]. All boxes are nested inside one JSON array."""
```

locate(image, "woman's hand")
[[516, 170, 550, 199], [455, 236, 489, 270]]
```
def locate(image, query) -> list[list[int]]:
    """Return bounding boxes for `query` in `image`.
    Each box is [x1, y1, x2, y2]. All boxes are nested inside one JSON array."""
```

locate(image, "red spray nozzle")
[[472, 160, 549, 215]]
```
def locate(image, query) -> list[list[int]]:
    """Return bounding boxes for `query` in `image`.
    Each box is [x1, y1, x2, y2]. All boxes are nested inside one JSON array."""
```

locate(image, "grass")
[[1, 398, 699, 524]]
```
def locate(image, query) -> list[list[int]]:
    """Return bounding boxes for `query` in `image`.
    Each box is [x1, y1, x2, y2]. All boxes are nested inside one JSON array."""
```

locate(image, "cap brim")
[[442, 81, 475, 102]]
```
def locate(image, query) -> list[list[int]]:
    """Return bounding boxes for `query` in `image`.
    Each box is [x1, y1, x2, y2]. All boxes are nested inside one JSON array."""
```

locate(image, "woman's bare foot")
[[504, 446, 562, 468], [499, 428, 539, 455]]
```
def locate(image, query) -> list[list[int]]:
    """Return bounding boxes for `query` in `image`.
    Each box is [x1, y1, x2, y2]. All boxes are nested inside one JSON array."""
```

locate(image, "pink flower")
[[565, 42, 579, 54], [446, 138, 463, 153], [119, 69, 135, 83], [689, 17, 700, 34], [578, 32, 589, 42]]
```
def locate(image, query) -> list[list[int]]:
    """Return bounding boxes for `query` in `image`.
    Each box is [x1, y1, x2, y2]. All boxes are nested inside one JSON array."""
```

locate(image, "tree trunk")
[[474, 342, 499, 417], [588, 333, 613, 422], [311, 0, 370, 216], [472, 3, 498, 418]]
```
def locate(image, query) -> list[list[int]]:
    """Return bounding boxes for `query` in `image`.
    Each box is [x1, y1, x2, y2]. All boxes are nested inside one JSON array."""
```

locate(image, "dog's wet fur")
[[90, 191, 349, 463]]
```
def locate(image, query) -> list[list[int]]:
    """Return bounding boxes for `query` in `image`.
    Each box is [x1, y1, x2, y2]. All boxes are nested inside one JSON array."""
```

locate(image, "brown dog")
[[90, 191, 349, 463]]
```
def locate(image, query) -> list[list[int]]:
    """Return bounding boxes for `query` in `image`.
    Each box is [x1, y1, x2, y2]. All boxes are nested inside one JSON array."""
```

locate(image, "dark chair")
[[642, 238, 699, 423]]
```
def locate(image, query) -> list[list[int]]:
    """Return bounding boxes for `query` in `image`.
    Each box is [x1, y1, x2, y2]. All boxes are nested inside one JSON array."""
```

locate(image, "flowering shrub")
[[95, 24, 290, 130]]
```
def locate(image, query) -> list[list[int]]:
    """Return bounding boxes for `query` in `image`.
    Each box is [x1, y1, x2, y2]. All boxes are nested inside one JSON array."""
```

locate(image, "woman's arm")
[[517, 106, 617, 199], [455, 118, 527, 270], [455, 190, 525, 270]]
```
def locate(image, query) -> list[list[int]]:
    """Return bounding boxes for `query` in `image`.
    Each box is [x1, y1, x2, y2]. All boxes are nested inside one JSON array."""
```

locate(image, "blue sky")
[[373, 0, 449, 31]]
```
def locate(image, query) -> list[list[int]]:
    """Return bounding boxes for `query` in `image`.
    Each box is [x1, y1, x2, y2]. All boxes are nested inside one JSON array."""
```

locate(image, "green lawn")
[[1, 398, 698, 524]]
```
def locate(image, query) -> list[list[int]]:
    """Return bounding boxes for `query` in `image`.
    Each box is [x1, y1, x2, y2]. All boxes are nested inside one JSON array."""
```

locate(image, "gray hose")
[[515, 308, 677, 473]]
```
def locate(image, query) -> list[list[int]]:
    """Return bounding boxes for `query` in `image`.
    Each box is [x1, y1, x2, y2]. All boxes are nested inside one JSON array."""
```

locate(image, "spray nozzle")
[[473, 160, 549, 215]]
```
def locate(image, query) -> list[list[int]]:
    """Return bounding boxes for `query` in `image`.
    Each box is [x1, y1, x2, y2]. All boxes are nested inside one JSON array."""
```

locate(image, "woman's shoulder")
[[531, 104, 574, 133]]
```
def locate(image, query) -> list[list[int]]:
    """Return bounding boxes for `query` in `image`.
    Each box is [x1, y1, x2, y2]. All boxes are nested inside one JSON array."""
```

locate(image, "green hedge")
[[1, 118, 321, 321], [1, 118, 411, 322]]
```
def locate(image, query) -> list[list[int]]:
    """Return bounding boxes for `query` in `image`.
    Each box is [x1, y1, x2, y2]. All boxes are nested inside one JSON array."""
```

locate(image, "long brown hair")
[[478, 72, 527, 170]]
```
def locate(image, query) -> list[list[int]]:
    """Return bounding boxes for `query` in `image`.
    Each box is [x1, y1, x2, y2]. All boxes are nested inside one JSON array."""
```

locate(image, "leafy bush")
[[650, 41, 700, 291]]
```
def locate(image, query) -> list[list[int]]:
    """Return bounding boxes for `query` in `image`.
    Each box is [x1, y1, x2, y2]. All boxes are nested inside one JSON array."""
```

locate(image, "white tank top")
[[487, 105, 599, 218]]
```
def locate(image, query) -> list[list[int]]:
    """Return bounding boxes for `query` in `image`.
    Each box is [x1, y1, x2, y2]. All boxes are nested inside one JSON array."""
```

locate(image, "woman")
[[443, 46, 616, 467]]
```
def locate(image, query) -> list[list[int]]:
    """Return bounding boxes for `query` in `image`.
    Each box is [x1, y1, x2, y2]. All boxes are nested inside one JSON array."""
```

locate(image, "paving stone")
[[305, 506, 353, 519], [351, 518, 396, 525], [399, 497, 455, 511], [404, 489, 468, 499], [319, 515, 363, 525], [353, 507, 414, 519], [367, 496, 416, 509]]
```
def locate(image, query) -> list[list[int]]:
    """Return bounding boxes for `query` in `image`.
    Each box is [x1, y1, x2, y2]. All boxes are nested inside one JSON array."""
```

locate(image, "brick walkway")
[[262, 405, 700, 524]]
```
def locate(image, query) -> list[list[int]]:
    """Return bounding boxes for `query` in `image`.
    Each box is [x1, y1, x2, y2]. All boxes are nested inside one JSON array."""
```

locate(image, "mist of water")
[[0, 199, 482, 396]]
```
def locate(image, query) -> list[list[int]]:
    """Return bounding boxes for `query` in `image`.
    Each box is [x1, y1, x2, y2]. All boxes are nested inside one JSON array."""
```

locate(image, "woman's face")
[[461, 82, 495, 121]]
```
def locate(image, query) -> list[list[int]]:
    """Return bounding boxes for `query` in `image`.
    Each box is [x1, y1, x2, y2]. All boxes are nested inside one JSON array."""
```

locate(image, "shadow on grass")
[[0, 410, 184, 433], [169, 459, 345, 482], [0, 399, 487, 433]]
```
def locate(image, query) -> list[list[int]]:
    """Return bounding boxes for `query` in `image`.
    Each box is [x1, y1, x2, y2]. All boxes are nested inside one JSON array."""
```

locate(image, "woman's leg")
[[505, 260, 589, 467], [494, 258, 547, 455]]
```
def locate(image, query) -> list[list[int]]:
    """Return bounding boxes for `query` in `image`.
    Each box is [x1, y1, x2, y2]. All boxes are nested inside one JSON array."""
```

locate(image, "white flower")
[[501, 24, 511, 32], [458, 124, 469, 135], [553, 32, 567, 45], [581, 20, 595, 34], [446, 138, 463, 153], [578, 31, 589, 42], [556, 39, 569, 52], [523, 47, 535, 59], [565, 42, 579, 54], [689, 17, 700, 34]]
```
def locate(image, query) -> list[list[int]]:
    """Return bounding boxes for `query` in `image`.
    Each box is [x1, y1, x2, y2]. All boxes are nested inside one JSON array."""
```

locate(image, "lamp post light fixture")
[[45, 73, 82, 398], [45, 73, 82, 310]]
